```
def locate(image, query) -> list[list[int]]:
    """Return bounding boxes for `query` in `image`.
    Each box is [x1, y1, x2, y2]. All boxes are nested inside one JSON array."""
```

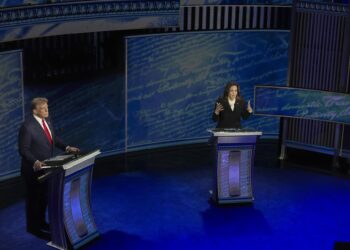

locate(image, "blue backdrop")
[[0, 31, 290, 179], [254, 86, 350, 124], [23, 73, 125, 156], [0, 50, 23, 180], [126, 31, 290, 150]]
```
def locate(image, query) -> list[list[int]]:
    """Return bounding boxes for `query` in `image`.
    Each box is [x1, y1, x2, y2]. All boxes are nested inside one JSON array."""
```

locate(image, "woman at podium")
[[212, 81, 253, 129]]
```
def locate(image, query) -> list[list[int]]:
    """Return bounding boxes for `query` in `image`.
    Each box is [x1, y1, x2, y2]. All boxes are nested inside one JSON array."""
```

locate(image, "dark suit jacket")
[[212, 97, 251, 129], [18, 115, 67, 180]]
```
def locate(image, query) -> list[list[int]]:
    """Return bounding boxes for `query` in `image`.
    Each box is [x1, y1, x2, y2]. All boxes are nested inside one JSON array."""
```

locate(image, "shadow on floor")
[[83, 230, 156, 250]]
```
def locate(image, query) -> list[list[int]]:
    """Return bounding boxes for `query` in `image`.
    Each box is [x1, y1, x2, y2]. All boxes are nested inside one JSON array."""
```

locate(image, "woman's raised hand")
[[247, 100, 253, 113], [215, 102, 224, 115]]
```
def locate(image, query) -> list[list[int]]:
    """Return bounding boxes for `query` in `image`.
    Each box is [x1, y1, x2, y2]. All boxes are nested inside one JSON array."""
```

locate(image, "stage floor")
[[1, 143, 350, 250]]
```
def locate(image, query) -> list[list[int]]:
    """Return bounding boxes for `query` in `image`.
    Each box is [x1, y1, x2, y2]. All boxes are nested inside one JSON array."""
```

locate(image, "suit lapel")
[[222, 98, 230, 109], [31, 116, 53, 147], [225, 98, 241, 113], [224, 98, 236, 112]]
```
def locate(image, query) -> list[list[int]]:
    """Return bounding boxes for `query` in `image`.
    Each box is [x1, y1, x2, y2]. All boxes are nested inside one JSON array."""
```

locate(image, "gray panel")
[[180, 4, 291, 32], [217, 135, 258, 144], [284, 0, 349, 157]]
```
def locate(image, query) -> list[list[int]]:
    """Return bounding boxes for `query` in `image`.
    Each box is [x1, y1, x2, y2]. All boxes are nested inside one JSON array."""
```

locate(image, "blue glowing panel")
[[254, 86, 350, 124], [0, 50, 23, 179], [24, 74, 124, 155], [126, 31, 289, 148]]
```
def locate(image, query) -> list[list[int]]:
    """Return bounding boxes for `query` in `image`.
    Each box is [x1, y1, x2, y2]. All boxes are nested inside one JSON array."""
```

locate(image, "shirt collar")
[[228, 98, 236, 103], [33, 114, 44, 124]]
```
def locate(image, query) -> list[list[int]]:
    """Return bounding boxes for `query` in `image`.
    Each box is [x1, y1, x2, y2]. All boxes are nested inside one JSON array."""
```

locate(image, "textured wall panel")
[[0, 0, 179, 42], [255, 86, 350, 124], [126, 31, 289, 149], [23, 73, 125, 155], [0, 50, 23, 179]]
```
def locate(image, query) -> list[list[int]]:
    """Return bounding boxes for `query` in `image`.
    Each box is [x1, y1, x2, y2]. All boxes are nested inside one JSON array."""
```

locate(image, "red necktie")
[[42, 119, 53, 145]]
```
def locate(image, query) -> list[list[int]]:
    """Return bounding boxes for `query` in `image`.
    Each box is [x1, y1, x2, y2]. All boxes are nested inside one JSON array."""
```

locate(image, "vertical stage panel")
[[0, 50, 23, 180]]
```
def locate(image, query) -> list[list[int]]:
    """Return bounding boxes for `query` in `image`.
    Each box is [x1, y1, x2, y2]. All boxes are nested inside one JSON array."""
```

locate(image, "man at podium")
[[213, 81, 253, 128], [18, 97, 79, 240]]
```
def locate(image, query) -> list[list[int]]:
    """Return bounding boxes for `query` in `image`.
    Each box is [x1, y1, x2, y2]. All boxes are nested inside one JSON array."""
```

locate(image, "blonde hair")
[[31, 97, 48, 111]]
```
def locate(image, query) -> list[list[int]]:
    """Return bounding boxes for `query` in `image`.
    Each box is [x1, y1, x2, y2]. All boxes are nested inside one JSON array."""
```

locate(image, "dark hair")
[[223, 81, 241, 101]]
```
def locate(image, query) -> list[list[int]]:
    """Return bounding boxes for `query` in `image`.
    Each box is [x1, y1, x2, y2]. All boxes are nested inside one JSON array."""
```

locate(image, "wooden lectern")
[[208, 130, 262, 204], [42, 150, 101, 250]]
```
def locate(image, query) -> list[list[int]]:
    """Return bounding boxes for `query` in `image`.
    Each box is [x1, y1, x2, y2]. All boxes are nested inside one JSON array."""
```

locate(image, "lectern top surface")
[[62, 149, 101, 170], [44, 149, 101, 167], [207, 129, 262, 137]]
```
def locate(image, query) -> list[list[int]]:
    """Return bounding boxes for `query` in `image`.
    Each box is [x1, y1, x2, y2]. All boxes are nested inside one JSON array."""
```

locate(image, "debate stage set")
[[1, 0, 350, 250]]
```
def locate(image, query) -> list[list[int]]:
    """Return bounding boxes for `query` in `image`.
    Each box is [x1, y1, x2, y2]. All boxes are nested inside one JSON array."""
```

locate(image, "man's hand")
[[247, 100, 253, 113], [33, 160, 46, 172], [66, 146, 80, 154]]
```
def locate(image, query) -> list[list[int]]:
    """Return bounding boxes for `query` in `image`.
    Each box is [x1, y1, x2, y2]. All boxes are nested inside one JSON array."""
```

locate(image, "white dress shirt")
[[228, 98, 235, 111], [33, 114, 52, 137], [33, 114, 71, 151]]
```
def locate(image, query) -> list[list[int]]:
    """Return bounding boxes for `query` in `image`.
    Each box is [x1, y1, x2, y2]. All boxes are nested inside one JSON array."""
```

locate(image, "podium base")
[[47, 232, 99, 250], [47, 242, 65, 250], [217, 197, 254, 204]]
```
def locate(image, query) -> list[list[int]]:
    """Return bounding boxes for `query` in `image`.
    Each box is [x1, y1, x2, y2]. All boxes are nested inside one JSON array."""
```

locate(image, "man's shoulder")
[[21, 116, 36, 128]]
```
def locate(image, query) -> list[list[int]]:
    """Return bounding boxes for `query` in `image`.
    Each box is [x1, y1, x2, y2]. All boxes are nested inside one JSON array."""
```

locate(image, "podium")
[[43, 150, 101, 250], [208, 129, 262, 204]]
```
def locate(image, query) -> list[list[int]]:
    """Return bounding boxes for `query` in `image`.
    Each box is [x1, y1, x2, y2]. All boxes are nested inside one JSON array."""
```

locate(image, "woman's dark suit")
[[212, 97, 251, 129], [18, 115, 67, 235]]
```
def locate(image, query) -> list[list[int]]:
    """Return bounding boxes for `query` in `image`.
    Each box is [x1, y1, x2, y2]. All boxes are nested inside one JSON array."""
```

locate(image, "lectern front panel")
[[216, 145, 253, 203], [46, 150, 100, 250], [208, 131, 260, 204], [63, 166, 98, 249]]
